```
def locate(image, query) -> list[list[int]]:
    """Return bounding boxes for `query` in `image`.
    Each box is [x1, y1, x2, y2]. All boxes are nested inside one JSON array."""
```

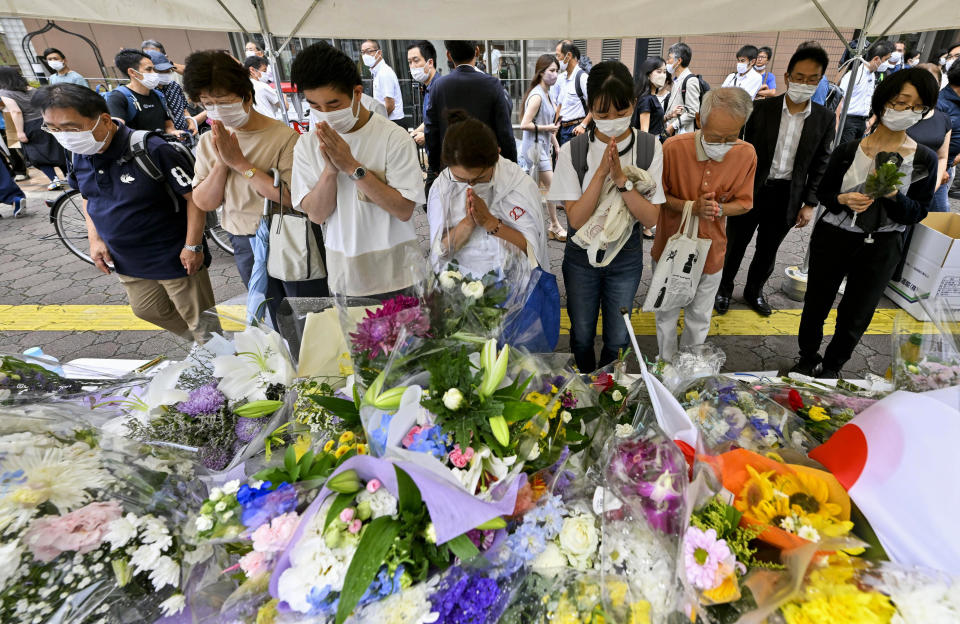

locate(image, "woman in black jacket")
[[793, 68, 940, 378]]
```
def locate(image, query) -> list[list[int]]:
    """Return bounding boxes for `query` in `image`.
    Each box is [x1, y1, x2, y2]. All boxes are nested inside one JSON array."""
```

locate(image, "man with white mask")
[[107, 49, 179, 135], [406, 40, 440, 147], [718, 44, 835, 317], [361, 39, 406, 127], [651, 87, 757, 362], [37, 83, 216, 341], [291, 42, 424, 299], [188, 51, 328, 324]]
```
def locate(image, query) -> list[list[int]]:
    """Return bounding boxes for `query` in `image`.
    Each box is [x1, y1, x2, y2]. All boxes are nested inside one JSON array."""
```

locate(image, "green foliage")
[[691, 496, 781, 571], [335, 516, 403, 624], [253, 445, 342, 485], [864, 161, 905, 199]]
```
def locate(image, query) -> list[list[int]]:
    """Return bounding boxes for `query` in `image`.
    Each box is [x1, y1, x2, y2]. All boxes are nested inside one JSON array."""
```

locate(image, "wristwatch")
[[717, 203, 724, 218], [241, 167, 257, 179], [616, 179, 634, 193], [349, 166, 367, 181], [183, 244, 203, 253]]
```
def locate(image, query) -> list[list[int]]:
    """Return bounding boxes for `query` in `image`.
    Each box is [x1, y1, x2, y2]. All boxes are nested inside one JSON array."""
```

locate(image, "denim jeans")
[[562, 226, 643, 372], [230, 232, 329, 329], [558, 123, 581, 148], [932, 165, 955, 212]]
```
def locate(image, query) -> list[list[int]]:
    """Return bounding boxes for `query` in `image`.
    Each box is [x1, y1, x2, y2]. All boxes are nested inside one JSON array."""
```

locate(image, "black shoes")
[[745, 293, 772, 317], [789, 359, 821, 377], [818, 367, 842, 380], [714, 294, 731, 315]]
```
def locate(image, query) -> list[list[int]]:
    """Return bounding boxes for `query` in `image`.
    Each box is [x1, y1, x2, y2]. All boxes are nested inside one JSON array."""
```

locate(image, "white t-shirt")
[[548, 131, 666, 205], [371, 62, 404, 121], [291, 113, 425, 296], [252, 79, 284, 119], [721, 70, 763, 100]]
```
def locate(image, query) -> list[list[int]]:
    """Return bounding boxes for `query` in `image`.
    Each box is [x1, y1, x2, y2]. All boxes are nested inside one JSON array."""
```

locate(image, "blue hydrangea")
[[407, 425, 450, 460], [237, 481, 297, 528]]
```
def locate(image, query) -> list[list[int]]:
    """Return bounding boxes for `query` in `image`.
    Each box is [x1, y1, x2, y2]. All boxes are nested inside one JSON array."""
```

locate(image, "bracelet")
[[488, 218, 502, 236], [718, 203, 724, 218]]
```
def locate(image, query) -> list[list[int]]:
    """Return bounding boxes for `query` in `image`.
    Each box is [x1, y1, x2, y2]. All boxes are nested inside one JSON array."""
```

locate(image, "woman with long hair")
[[632, 56, 669, 238], [0, 66, 69, 190], [519, 54, 566, 241]]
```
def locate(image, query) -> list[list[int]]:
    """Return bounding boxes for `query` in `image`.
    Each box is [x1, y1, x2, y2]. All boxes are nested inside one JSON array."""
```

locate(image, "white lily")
[[452, 446, 516, 495], [123, 361, 191, 416], [213, 326, 295, 402]]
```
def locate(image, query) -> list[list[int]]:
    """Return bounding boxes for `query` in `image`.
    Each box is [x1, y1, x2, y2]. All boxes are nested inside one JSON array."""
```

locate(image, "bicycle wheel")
[[205, 206, 235, 255], [52, 189, 94, 265]]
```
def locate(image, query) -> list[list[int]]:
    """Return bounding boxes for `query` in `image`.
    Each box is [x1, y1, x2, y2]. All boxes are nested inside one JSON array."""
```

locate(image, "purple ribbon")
[[268, 455, 521, 599]]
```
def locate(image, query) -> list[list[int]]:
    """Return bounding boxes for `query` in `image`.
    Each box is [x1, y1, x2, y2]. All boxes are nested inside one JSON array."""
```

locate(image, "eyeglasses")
[[886, 102, 931, 115], [787, 74, 821, 86], [42, 115, 103, 134], [452, 166, 494, 185]]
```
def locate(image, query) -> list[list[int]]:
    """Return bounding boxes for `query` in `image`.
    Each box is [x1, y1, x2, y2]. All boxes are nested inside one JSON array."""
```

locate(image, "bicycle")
[[49, 188, 234, 265]]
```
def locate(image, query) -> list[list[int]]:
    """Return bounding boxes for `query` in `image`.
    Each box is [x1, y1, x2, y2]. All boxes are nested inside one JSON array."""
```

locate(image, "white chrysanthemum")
[[0, 432, 58, 454], [213, 326, 295, 402], [0, 538, 24, 590], [148, 556, 180, 591], [141, 517, 172, 551], [105, 513, 141, 550], [1, 443, 108, 513], [356, 488, 398, 519], [159, 593, 187, 617], [130, 543, 162, 574]]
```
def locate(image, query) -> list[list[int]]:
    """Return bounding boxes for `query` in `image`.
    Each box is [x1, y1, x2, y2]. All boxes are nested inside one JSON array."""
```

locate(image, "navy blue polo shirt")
[[68, 124, 209, 280]]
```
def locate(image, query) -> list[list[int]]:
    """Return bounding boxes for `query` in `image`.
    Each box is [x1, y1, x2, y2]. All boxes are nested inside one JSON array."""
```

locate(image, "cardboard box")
[[886, 212, 960, 321]]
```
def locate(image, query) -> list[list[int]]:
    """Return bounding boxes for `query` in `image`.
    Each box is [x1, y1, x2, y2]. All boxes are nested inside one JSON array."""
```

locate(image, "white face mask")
[[701, 135, 734, 161], [889, 52, 902, 65], [206, 100, 251, 129], [947, 58, 956, 72], [877, 61, 892, 73], [594, 115, 631, 138], [257, 72, 271, 84], [907, 58, 919, 67], [650, 72, 667, 88], [736, 62, 749, 75], [136, 70, 161, 90], [411, 65, 429, 84], [52, 115, 109, 156], [558, 58, 568, 72], [245, 50, 258, 58], [156, 72, 175, 85], [881, 108, 922, 131], [311, 92, 360, 134], [786, 81, 817, 104], [755, 64, 767, 72], [48, 60, 65, 72], [362, 54, 377, 68]]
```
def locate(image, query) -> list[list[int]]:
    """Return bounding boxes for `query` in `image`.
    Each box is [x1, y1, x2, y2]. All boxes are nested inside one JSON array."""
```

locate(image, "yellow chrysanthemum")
[[627, 601, 651, 624], [334, 445, 352, 458], [339, 431, 356, 444], [606, 580, 628, 608], [775, 472, 842, 519], [736, 465, 778, 513], [702, 572, 742, 604], [356, 444, 368, 455], [293, 434, 311, 461], [780, 557, 894, 624], [807, 406, 830, 422], [323, 439, 336, 452], [526, 392, 549, 407]]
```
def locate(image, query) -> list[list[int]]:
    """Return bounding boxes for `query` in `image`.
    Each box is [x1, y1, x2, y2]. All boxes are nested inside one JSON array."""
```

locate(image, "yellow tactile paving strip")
[[0, 305, 955, 336]]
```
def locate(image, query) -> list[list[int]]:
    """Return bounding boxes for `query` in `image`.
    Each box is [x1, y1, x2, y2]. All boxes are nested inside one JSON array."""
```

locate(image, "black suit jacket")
[[424, 65, 517, 173], [743, 94, 835, 227]]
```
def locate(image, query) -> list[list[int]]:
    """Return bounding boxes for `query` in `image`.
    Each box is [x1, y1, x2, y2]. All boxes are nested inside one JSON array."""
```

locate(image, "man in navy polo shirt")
[[36, 84, 216, 340]]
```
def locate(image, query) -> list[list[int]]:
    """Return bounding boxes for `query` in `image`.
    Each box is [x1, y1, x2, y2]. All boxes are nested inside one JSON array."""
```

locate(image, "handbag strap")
[[679, 200, 694, 236]]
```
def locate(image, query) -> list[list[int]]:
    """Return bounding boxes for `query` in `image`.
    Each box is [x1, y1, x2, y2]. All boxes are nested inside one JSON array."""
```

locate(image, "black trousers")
[[797, 221, 903, 370], [719, 179, 794, 298], [839, 114, 867, 145]]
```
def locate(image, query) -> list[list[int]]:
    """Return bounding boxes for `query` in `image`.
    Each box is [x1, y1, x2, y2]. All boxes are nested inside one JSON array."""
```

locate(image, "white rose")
[[221, 479, 241, 495], [558, 514, 598, 569], [531, 542, 567, 578], [194, 515, 214, 532], [442, 388, 464, 411], [611, 390, 623, 402], [461, 281, 484, 299], [614, 423, 634, 438], [438, 270, 463, 290]]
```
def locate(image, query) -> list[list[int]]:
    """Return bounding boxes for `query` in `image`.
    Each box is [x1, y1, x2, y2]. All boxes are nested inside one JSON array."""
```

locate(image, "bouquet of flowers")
[[429, 263, 511, 340], [0, 354, 83, 404], [500, 571, 651, 624], [347, 294, 431, 388], [891, 300, 960, 392], [0, 423, 211, 622], [114, 325, 295, 471], [751, 381, 877, 443], [677, 376, 817, 453]]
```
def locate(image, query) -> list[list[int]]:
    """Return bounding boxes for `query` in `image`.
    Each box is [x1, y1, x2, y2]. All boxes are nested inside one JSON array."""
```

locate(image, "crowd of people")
[[6, 33, 960, 377]]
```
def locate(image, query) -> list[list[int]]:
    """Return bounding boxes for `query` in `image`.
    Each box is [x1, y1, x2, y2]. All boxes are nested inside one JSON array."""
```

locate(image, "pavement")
[[0, 168, 957, 377]]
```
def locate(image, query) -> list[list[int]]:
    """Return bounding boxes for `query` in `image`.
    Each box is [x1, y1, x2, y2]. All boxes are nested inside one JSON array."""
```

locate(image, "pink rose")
[[448, 444, 474, 469], [239, 550, 269, 577], [25, 501, 123, 563], [251, 512, 299, 553], [366, 479, 381, 493], [339, 508, 355, 523], [348, 519, 362, 534]]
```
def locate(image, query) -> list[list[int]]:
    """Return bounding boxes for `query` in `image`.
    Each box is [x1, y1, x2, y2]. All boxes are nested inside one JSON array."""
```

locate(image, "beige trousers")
[[117, 268, 219, 341]]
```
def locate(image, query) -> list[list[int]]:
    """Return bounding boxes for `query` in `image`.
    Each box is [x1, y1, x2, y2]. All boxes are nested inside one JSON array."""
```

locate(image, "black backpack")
[[570, 129, 657, 188], [572, 67, 589, 114], [116, 130, 195, 212], [822, 82, 844, 113], [680, 74, 711, 109]]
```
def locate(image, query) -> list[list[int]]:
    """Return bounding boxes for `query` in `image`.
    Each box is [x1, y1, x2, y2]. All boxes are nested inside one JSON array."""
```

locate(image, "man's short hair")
[[559, 41, 581, 61], [290, 41, 361, 95], [865, 39, 896, 62], [444, 40, 478, 65], [947, 61, 960, 87], [871, 67, 939, 119], [243, 55, 268, 71], [115, 48, 149, 75], [183, 50, 255, 102], [737, 45, 759, 61], [407, 40, 437, 65], [141, 39, 165, 54], [701, 87, 754, 125], [787, 45, 829, 75], [33, 83, 109, 118], [758, 46, 773, 59], [42, 47, 66, 60], [667, 42, 692, 68]]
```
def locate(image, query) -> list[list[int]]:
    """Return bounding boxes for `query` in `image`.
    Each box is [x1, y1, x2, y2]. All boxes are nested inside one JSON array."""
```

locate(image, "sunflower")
[[748, 494, 792, 527], [774, 472, 842, 519], [735, 465, 777, 513]]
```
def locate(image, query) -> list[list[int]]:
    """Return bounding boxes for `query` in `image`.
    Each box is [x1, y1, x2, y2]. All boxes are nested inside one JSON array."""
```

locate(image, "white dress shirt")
[[838, 66, 875, 117], [769, 98, 813, 180], [721, 69, 763, 100], [558, 68, 589, 121], [370, 61, 405, 121]]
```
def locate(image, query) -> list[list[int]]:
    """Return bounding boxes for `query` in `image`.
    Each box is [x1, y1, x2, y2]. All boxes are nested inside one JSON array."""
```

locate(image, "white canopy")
[[0, 0, 957, 39]]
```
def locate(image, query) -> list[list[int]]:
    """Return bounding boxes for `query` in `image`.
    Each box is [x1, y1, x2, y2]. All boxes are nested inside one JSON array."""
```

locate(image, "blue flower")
[[306, 584, 338, 617], [238, 481, 297, 528], [358, 565, 406, 606], [177, 383, 226, 416], [429, 567, 503, 624], [529, 494, 567, 539], [369, 412, 393, 456], [0, 468, 25, 497], [407, 425, 450, 460]]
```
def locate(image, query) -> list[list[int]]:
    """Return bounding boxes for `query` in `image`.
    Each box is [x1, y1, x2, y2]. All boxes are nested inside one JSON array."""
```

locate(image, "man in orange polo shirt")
[[651, 88, 757, 361]]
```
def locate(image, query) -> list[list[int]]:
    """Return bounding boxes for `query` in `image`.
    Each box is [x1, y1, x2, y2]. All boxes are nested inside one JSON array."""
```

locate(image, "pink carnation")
[[239, 550, 270, 577], [366, 479, 382, 493], [25, 501, 123, 563], [448, 444, 475, 468], [251, 512, 299, 553]]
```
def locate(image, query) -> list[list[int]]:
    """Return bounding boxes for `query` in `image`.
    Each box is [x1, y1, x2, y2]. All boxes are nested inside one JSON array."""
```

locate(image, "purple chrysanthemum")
[[349, 295, 429, 359], [235, 417, 264, 443], [199, 445, 230, 471], [177, 383, 226, 416]]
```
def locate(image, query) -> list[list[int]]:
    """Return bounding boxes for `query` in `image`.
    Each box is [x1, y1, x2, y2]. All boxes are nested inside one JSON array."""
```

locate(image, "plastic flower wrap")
[[860, 562, 960, 623], [0, 416, 211, 622], [891, 300, 960, 392], [347, 294, 431, 388], [0, 354, 84, 404], [428, 262, 510, 340], [750, 381, 877, 443], [500, 570, 652, 624], [677, 376, 817, 454]]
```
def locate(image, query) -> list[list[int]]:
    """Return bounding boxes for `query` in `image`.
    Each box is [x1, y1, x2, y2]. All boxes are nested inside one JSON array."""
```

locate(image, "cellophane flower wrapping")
[[748, 380, 878, 444], [656, 343, 728, 394], [676, 376, 818, 454], [0, 406, 212, 623], [891, 298, 960, 392]]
